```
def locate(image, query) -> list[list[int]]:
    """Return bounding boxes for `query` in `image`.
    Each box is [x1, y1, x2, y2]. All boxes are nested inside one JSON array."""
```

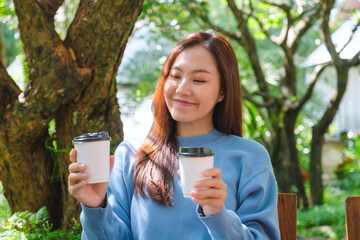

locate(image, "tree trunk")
[[309, 130, 324, 205], [270, 119, 292, 193], [0, 0, 143, 230], [284, 110, 308, 207], [0, 23, 7, 66], [310, 63, 349, 205], [267, 105, 308, 207]]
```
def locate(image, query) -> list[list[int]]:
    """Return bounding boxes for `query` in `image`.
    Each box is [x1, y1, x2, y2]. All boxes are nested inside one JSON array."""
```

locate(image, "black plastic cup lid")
[[178, 147, 214, 157], [73, 131, 111, 144]]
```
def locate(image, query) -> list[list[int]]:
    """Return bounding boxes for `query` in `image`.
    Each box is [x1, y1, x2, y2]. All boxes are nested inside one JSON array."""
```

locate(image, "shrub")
[[334, 133, 360, 191], [0, 206, 81, 240], [297, 187, 347, 239]]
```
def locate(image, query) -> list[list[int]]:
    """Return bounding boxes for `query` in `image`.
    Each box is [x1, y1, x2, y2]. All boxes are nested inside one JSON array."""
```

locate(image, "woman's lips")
[[173, 99, 197, 106]]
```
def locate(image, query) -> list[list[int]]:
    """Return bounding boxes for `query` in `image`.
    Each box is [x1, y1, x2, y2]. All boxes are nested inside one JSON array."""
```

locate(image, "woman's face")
[[164, 45, 223, 135]]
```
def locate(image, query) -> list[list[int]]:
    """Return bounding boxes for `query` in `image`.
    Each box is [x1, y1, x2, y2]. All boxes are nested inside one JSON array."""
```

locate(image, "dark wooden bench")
[[278, 193, 297, 240], [345, 196, 360, 240]]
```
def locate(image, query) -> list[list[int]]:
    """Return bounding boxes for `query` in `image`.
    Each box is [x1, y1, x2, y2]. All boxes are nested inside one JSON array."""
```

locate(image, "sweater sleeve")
[[197, 168, 280, 240], [80, 142, 135, 240]]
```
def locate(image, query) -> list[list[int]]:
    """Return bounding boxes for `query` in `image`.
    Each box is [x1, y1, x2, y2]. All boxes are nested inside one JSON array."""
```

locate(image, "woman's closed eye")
[[170, 74, 180, 79], [194, 79, 206, 83]]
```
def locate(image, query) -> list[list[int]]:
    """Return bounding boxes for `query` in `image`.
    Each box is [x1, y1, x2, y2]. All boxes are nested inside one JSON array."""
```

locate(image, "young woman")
[[68, 32, 280, 239]]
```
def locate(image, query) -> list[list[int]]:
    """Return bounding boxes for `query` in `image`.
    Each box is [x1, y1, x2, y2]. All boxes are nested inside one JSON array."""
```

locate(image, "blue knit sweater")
[[80, 129, 280, 239]]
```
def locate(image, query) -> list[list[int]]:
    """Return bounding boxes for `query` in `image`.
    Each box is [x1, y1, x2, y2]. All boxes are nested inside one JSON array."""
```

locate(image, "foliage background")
[[1, 0, 360, 239]]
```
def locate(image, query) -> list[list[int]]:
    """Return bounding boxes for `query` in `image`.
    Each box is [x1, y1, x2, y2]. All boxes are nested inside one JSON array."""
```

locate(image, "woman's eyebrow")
[[172, 66, 212, 75]]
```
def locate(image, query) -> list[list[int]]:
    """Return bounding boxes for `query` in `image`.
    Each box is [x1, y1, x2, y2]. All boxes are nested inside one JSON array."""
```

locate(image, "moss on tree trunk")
[[0, 0, 143, 230]]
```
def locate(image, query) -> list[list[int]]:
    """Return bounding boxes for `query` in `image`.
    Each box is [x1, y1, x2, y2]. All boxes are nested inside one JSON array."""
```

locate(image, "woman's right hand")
[[68, 149, 115, 208]]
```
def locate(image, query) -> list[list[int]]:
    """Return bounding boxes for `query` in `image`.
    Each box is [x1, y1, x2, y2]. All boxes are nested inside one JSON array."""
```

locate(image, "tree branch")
[[290, 7, 319, 52], [0, 62, 21, 116], [259, 0, 294, 48], [349, 50, 360, 66], [319, 0, 340, 65], [226, 0, 271, 103], [249, 0, 254, 16], [242, 86, 277, 108], [65, 0, 144, 68], [227, 0, 245, 27], [294, 0, 303, 13], [260, 0, 291, 12], [314, 66, 349, 136], [193, 8, 241, 43], [295, 64, 327, 112], [14, 0, 63, 70], [11, 0, 92, 139], [339, 21, 360, 60], [250, 13, 282, 44], [36, 0, 64, 16], [294, 0, 319, 22], [245, 102, 272, 150]]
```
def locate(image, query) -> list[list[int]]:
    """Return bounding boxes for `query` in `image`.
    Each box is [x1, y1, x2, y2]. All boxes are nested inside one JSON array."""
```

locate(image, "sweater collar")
[[176, 129, 224, 147]]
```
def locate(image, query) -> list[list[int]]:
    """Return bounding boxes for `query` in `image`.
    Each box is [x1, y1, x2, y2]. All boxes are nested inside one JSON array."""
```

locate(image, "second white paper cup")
[[73, 132, 111, 184], [178, 147, 215, 198]]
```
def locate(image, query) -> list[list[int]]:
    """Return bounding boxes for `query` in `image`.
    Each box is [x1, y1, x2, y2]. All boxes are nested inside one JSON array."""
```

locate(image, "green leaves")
[[116, 28, 173, 115], [0, 205, 82, 239], [6, 207, 50, 234], [0, 0, 15, 19]]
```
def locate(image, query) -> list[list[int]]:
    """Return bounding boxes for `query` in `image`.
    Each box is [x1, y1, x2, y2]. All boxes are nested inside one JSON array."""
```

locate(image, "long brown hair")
[[133, 32, 242, 206]]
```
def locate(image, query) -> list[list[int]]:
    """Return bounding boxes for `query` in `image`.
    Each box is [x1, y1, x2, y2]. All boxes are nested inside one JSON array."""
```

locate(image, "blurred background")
[[0, 0, 359, 239]]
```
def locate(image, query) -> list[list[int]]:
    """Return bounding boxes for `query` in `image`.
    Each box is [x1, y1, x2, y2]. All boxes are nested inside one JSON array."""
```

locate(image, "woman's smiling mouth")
[[173, 98, 198, 106]]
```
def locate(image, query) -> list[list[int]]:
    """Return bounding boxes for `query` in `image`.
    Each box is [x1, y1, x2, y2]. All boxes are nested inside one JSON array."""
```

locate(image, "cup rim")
[[178, 147, 215, 157], [73, 131, 111, 143]]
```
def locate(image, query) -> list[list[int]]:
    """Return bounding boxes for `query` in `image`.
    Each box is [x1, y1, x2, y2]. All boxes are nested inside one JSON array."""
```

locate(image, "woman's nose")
[[175, 78, 191, 96]]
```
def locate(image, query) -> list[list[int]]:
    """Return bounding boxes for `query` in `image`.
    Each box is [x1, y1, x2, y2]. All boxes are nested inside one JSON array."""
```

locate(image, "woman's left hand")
[[191, 168, 227, 216]]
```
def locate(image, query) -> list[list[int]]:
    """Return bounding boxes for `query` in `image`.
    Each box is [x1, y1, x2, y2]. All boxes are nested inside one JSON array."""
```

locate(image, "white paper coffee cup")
[[73, 131, 111, 184], [178, 147, 215, 198]]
